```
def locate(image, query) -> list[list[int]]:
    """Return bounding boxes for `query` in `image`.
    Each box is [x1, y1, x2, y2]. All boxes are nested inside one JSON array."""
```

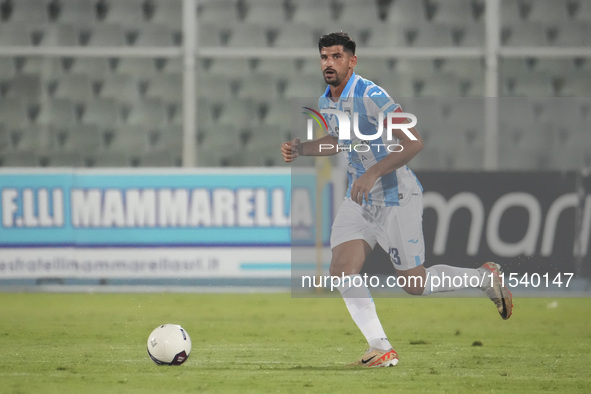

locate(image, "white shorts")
[[330, 195, 425, 271]]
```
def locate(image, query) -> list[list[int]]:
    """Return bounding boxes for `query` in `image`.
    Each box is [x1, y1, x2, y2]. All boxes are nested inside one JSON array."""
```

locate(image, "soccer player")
[[281, 32, 513, 368]]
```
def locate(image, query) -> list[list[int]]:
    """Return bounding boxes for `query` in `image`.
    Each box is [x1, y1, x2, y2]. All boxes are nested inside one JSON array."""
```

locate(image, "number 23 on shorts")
[[388, 247, 402, 266]]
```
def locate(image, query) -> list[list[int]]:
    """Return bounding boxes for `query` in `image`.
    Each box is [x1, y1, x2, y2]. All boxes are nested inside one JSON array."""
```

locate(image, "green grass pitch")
[[0, 292, 590, 393]]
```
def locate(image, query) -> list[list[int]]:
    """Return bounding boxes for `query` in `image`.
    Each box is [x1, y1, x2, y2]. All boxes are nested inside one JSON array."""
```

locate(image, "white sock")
[[335, 274, 392, 351], [422, 264, 489, 295]]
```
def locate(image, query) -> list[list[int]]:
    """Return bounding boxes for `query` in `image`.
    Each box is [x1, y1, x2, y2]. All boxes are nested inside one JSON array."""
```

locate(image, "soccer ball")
[[147, 324, 192, 365]]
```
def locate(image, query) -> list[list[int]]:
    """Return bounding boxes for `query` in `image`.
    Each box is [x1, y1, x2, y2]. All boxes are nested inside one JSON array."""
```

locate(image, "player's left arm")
[[350, 121, 424, 205]]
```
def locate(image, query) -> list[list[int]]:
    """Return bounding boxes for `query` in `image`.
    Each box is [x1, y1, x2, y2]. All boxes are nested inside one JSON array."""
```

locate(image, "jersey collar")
[[322, 72, 357, 101]]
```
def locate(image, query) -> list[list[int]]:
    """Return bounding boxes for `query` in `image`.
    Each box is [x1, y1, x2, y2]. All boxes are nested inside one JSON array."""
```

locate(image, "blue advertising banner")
[[0, 168, 331, 248]]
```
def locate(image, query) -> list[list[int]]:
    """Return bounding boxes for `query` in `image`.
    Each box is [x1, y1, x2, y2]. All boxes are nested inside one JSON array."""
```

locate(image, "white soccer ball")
[[147, 324, 192, 365]]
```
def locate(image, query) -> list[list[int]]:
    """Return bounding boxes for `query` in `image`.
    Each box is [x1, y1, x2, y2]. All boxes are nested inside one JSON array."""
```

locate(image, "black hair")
[[318, 32, 356, 55]]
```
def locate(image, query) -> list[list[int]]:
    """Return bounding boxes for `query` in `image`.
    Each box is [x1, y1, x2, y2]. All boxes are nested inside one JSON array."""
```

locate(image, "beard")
[[323, 69, 342, 86]]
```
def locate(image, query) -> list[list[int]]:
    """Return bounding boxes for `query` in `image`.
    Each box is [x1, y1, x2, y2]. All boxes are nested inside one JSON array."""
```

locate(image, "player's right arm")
[[281, 134, 339, 162]]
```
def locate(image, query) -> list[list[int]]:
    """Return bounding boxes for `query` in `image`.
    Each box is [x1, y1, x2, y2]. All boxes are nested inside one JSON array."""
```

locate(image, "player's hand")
[[350, 172, 378, 205], [281, 138, 301, 162]]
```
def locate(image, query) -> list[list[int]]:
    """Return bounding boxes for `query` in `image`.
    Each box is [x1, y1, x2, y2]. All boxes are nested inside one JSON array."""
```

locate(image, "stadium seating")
[[571, 0, 591, 23], [225, 23, 270, 47], [367, 25, 412, 47], [199, 73, 237, 105], [198, 21, 225, 46], [5, 74, 43, 106], [0, 23, 33, 46], [272, 23, 318, 48], [548, 23, 591, 46], [136, 150, 180, 167], [0, 0, 589, 170], [133, 24, 179, 46], [414, 74, 464, 97], [282, 78, 324, 98], [530, 58, 578, 76], [243, 0, 287, 27], [440, 58, 485, 89], [384, 0, 429, 26], [68, 57, 112, 78], [81, 98, 122, 130], [197, 0, 240, 26], [35, 98, 78, 129], [336, 0, 381, 26], [243, 125, 286, 166], [10, 124, 49, 154], [125, 98, 169, 128], [83, 23, 129, 46], [114, 57, 159, 77], [108, 124, 151, 155], [237, 73, 279, 104], [17, 58, 64, 80], [561, 71, 591, 96], [207, 58, 252, 77], [429, 0, 481, 26], [253, 58, 300, 78], [43, 151, 83, 166], [86, 151, 131, 167], [35, 24, 78, 46], [0, 151, 41, 167], [261, 100, 291, 130], [102, 0, 147, 27], [0, 98, 29, 131], [4, 0, 51, 24], [500, 0, 526, 23], [0, 60, 15, 107], [501, 23, 550, 46], [526, 0, 570, 24], [97, 74, 141, 105], [50, 73, 95, 102], [144, 73, 182, 105], [497, 98, 552, 169], [290, 0, 334, 26], [52, 0, 97, 28], [411, 23, 456, 47], [76, 124, 105, 152], [502, 73, 557, 96], [453, 22, 485, 46], [216, 98, 260, 130], [149, 0, 182, 25]]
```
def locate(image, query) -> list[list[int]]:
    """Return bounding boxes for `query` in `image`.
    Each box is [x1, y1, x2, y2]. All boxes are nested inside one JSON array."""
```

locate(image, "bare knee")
[[329, 255, 361, 276], [329, 262, 347, 277], [330, 240, 371, 277]]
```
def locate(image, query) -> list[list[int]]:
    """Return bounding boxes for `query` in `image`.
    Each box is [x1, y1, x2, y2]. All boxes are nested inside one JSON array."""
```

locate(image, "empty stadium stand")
[[0, 0, 589, 169]]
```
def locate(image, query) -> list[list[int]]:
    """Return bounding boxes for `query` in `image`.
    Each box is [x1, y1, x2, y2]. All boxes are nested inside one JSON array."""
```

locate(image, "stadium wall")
[[364, 171, 591, 282], [0, 168, 300, 284], [0, 168, 589, 290]]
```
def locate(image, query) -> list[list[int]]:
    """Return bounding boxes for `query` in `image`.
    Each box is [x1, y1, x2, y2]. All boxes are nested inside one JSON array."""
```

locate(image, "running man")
[[281, 32, 513, 368]]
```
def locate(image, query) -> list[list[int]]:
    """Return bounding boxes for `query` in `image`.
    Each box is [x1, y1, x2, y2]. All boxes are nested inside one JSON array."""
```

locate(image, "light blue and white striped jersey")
[[319, 73, 422, 206]]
